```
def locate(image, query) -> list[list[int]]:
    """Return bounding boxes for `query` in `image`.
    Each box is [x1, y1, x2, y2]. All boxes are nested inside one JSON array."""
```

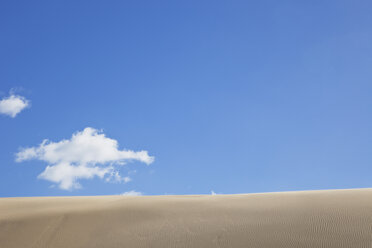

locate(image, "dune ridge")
[[0, 188, 371, 248]]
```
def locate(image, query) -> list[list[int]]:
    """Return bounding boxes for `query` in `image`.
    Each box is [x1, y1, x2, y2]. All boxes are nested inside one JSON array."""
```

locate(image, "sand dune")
[[0, 188, 371, 248]]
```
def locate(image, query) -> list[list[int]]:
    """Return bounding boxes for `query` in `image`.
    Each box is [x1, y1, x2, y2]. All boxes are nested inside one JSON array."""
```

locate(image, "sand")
[[0, 188, 371, 248]]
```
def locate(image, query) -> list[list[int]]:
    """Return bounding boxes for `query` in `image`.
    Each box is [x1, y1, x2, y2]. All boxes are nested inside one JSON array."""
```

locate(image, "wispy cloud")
[[0, 94, 29, 117], [16, 127, 154, 190], [121, 190, 143, 196]]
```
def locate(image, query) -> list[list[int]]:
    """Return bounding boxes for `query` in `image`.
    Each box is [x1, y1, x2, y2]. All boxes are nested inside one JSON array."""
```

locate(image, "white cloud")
[[0, 94, 29, 117], [105, 171, 131, 184], [121, 190, 143, 196], [16, 127, 154, 190], [123, 176, 132, 183]]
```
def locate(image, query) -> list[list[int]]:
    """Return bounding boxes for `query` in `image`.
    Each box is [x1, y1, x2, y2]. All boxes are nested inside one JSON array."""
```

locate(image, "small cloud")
[[211, 190, 217, 195], [0, 94, 29, 117], [16, 127, 154, 190], [121, 190, 143, 196], [123, 176, 131, 183], [106, 171, 132, 183]]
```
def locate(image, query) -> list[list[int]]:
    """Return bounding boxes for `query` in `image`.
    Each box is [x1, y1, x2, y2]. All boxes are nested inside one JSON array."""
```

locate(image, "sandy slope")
[[0, 189, 371, 248]]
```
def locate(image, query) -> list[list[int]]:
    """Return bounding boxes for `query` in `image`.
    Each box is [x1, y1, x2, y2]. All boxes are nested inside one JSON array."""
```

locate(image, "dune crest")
[[1, 188, 371, 248]]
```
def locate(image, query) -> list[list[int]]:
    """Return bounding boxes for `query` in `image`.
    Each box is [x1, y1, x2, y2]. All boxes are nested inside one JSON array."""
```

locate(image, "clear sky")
[[1, 1, 372, 197]]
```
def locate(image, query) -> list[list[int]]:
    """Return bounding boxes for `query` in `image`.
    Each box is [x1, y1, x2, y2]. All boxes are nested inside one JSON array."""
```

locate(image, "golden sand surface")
[[0, 188, 371, 248]]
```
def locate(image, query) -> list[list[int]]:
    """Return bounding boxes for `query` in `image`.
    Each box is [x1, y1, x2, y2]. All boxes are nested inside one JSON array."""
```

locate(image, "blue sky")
[[1, 1, 372, 197]]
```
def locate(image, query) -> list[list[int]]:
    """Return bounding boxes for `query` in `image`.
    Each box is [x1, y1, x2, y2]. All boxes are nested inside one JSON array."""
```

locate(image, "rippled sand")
[[1, 188, 371, 248]]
